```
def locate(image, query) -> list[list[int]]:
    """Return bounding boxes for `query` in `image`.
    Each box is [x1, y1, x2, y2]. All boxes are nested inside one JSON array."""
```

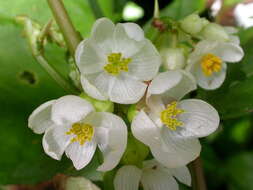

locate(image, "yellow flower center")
[[160, 101, 184, 130], [104, 53, 132, 75], [66, 123, 94, 145], [200, 53, 222, 76]]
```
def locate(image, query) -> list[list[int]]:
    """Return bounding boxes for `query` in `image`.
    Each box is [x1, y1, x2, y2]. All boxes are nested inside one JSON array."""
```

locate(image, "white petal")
[[65, 140, 97, 170], [86, 72, 114, 100], [28, 100, 55, 134], [85, 112, 128, 171], [177, 99, 220, 138], [122, 23, 145, 41], [109, 74, 147, 104], [170, 166, 191, 186], [113, 23, 144, 57], [51, 95, 94, 125], [80, 75, 108, 101], [114, 165, 142, 190], [75, 39, 105, 75], [189, 61, 227, 90], [229, 35, 240, 45], [141, 169, 179, 190], [213, 42, 244, 62], [131, 110, 161, 147], [42, 125, 71, 160], [90, 17, 115, 54], [147, 70, 196, 103], [150, 128, 201, 168], [128, 40, 161, 81], [143, 159, 191, 186], [223, 26, 238, 34]]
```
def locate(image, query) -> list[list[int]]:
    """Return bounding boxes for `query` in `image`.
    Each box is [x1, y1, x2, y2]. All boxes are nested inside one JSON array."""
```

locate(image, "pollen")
[[104, 53, 132, 75], [200, 53, 222, 76], [66, 123, 94, 145], [160, 101, 184, 130]]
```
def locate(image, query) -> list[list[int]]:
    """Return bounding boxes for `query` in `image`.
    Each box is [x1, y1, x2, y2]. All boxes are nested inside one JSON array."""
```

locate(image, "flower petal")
[[128, 40, 161, 81], [75, 39, 105, 75], [85, 112, 128, 171], [109, 74, 147, 104], [51, 95, 94, 125], [141, 168, 179, 190], [42, 125, 71, 160], [65, 140, 97, 170], [113, 23, 145, 57], [114, 165, 142, 190], [131, 110, 161, 147], [28, 100, 55, 134], [80, 75, 108, 101], [90, 17, 115, 54], [212, 42, 244, 62], [122, 23, 145, 41], [85, 72, 114, 100], [150, 128, 201, 168], [177, 99, 220, 138], [147, 70, 196, 104], [188, 61, 227, 90], [170, 166, 191, 186]]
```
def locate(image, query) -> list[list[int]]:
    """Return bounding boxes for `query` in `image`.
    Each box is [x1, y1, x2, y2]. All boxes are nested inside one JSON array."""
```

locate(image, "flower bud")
[[180, 14, 209, 35], [127, 104, 139, 122], [160, 48, 186, 70], [121, 133, 149, 166], [66, 177, 100, 190], [200, 23, 229, 42], [80, 93, 114, 113]]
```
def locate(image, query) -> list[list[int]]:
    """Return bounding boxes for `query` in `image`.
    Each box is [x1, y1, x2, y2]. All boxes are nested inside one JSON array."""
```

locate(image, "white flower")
[[186, 40, 244, 90], [114, 159, 191, 190], [28, 95, 127, 171], [75, 18, 161, 104], [131, 70, 220, 168]]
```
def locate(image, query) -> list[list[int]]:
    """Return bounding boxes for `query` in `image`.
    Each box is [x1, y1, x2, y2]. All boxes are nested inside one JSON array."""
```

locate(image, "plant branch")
[[88, 0, 104, 19], [47, 0, 82, 56], [189, 157, 207, 190]]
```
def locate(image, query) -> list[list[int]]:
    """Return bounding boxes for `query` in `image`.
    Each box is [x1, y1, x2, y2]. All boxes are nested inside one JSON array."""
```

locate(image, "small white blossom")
[[114, 159, 191, 190], [28, 95, 127, 171], [186, 40, 244, 89], [75, 18, 161, 104], [131, 70, 220, 168]]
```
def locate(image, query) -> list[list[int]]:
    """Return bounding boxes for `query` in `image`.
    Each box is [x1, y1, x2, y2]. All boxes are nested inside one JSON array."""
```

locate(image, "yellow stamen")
[[104, 53, 132, 75], [66, 123, 94, 145], [200, 53, 222, 76], [160, 101, 184, 130]]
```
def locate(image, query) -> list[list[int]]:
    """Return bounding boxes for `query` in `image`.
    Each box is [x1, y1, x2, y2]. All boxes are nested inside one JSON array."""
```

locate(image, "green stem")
[[153, 0, 160, 18], [88, 0, 104, 19], [35, 55, 79, 94], [189, 157, 207, 190], [47, 0, 82, 57]]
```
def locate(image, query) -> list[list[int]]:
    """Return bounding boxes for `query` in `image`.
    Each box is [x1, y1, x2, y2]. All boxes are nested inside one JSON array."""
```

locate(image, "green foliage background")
[[0, 0, 252, 189]]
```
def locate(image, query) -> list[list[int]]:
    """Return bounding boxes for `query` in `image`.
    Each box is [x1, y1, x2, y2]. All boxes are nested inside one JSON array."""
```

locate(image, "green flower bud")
[[180, 14, 209, 35], [66, 177, 100, 190], [80, 93, 114, 113], [121, 133, 149, 166], [160, 48, 186, 70], [200, 23, 229, 42]]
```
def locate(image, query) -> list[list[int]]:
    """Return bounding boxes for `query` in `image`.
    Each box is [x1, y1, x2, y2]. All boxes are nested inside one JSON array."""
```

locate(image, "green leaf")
[[0, 21, 101, 185], [160, 0, 206, 20], [226, 152, 253, 190], [0, 0, 114, 36]]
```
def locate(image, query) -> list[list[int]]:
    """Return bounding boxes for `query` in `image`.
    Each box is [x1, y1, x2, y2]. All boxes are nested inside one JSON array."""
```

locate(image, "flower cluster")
[[28, 15, 243, 190]]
